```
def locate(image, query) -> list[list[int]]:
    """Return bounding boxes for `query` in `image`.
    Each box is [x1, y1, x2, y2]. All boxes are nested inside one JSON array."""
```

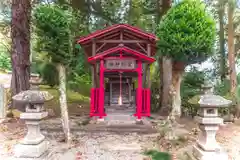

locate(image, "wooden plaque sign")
[[105, 59, 136, 69]]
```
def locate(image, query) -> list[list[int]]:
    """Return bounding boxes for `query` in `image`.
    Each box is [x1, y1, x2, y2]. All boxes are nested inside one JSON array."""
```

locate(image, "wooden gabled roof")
[[77, 24, 158, 57], [78, 24, 157, 44]]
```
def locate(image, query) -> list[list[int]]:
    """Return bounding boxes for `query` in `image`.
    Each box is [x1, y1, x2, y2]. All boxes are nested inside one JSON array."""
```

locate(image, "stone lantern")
[[192, 83, 232, 160], [12, 90, 53, 159]]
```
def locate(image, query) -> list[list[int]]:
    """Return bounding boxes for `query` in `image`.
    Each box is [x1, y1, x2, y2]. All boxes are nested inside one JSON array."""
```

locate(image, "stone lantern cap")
[[12, 90, 53, 104], [198, 94, 232, 108]]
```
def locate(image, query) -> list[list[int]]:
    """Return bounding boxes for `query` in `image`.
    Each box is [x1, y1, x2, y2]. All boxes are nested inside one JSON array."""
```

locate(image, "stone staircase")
[[111, 92, 130, 104], [104, 105, 136, 125], [111, 83, 130, 104]]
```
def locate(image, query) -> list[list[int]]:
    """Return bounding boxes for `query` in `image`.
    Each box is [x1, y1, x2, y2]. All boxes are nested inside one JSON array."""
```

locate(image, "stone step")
[[42, 124, 157, 134], [111, 96, 129, 98], [111, 102, 130, 104], [111, 100, 129, 103], [105, 114, 137, 125], [111, 98, 129, 101], [105, 114, 134, 120], [111, 100, 130, 103], [111, 97, 129, 100], [106, 109, 135, 114]]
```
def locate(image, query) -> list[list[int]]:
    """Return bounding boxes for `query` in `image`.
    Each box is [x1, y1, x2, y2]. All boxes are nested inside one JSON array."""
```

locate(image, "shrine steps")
[[111, 92, 130, 104], [104, 113, 136, 125], [41, 122, 157, 135]]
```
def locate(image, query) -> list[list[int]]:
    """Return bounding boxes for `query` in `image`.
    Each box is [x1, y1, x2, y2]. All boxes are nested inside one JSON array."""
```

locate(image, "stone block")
[[199, 108, 218, 117], [20, 112, 48, 120], [193, 145, 228, 160], [0, 84, 8, 119], [195, 116, 223, 124], [14, 140, 49, 158]]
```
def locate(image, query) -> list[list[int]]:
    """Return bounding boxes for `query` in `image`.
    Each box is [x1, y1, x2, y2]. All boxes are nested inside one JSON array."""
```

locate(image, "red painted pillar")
[[137, 60, 142, 119], [90, 88, 95, 117], [99, 59, 105, 118]]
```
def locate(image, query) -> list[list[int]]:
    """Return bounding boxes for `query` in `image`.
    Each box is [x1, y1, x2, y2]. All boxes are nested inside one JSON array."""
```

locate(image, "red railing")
[[90, 88, 100, 117], [142, 89, 150, 116], [90, 88, 106, 117], [134, 88, 151, 118]]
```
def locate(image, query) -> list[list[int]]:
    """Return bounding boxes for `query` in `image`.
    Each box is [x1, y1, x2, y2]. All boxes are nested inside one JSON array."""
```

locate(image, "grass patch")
[[144, 150, 171, 160], [39, 85, 90, 117], [40, 85, 90, 103], [67, 81, 91, 97]]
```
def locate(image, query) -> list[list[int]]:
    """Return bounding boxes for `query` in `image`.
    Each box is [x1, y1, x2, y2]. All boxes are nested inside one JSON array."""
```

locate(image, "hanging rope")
[[118, 72, 122, 105]]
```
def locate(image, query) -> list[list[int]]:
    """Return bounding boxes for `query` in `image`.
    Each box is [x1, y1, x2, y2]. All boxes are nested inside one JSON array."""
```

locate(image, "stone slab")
[[20, 112, 48, 120], [192, 145, 228, 160], [6, 151, 50, 160], [14, 141, 49, 158], [195, 116, 223, 124], [20, 134, 45, 145]]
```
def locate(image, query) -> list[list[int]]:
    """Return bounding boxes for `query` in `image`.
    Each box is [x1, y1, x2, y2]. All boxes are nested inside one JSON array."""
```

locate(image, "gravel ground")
[[0, 118, 159, 160], [1, 118, 240, 160], [216, 123, 240, 160]]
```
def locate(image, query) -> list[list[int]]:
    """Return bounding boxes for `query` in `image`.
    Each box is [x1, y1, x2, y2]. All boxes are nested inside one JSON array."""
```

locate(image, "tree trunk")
[[218, 0, 226, 81], [159, 57, 164, 110], [11, 0, 31, 111], [157, 0, 172, 114], [57, 63, 71, 143], [159, 57, 172, 116], [227, 1, 237, 94], [171, 62, 185, 117]]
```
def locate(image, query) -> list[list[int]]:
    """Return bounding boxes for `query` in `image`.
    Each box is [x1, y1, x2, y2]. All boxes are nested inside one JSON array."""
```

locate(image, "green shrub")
[[0, 52, 11, 70], [39, 62, 59, 87], [144, 150, 171, 160], [67, 81, 91, 97], [156, 0, 216, 64], [181, 67, 205, 117], [151, 81, 160, 112]]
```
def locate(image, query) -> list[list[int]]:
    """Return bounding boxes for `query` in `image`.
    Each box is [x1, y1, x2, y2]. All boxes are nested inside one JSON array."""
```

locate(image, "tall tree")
[[157, 0, 173, 116], [11, 0, 31, 111], [33, 5, 73, 142], [228, 0, 237, 94], [218, 0, 227, 81], [157, 0, 216, 117]]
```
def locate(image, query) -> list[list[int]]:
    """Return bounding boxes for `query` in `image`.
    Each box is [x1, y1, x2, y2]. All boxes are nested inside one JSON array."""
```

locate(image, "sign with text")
[[105, 59, 136, 69]]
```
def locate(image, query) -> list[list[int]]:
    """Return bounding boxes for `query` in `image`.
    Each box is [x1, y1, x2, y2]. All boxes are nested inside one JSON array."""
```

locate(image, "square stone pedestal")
[[193, 145, 228, 160], [14, 140, 49, 158]]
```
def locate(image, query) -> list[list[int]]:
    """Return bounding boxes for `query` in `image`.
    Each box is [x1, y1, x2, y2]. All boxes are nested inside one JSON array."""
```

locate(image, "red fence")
[[91, 87, 150, 119], [90, 88, 99, 117], [142, 88, 151, 116], [135, 88, 151, 118], [90, 88, 106, 117]]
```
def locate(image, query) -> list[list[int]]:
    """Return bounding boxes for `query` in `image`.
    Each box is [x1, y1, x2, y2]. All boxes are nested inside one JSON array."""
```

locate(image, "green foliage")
[[0, 52, 11, 70], [144, 150, 171, 160], [181, 67, 205, 98], [156, 0, 216, 64], [150, 64, 161, 112], [214, 79, 231, 96], [33, 5, 72, 65], [213, 79, 237, 115], [39, 63, 59, 87], [181, 67, 205, 116], [151, 81, 160, 112]]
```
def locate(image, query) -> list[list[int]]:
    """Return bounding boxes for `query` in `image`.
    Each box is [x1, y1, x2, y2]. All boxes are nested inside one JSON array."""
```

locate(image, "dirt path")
[[0, 118, 159, 160], [217, 122, 240, 159]]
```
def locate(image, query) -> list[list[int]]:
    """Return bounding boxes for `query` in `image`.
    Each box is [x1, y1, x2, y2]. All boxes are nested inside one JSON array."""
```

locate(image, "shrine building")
[[77, 24, 157, 120]]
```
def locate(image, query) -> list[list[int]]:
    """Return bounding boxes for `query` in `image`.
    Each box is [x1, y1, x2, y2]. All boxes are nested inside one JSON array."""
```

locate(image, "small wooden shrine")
[[77, 24, 157, 120]]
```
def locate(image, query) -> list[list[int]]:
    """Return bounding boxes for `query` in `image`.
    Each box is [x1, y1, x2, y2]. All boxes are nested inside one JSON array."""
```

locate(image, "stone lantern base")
[[14, 112, 49, 159], [14, 140, 49, 158], [193, 145, 228, 160]]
